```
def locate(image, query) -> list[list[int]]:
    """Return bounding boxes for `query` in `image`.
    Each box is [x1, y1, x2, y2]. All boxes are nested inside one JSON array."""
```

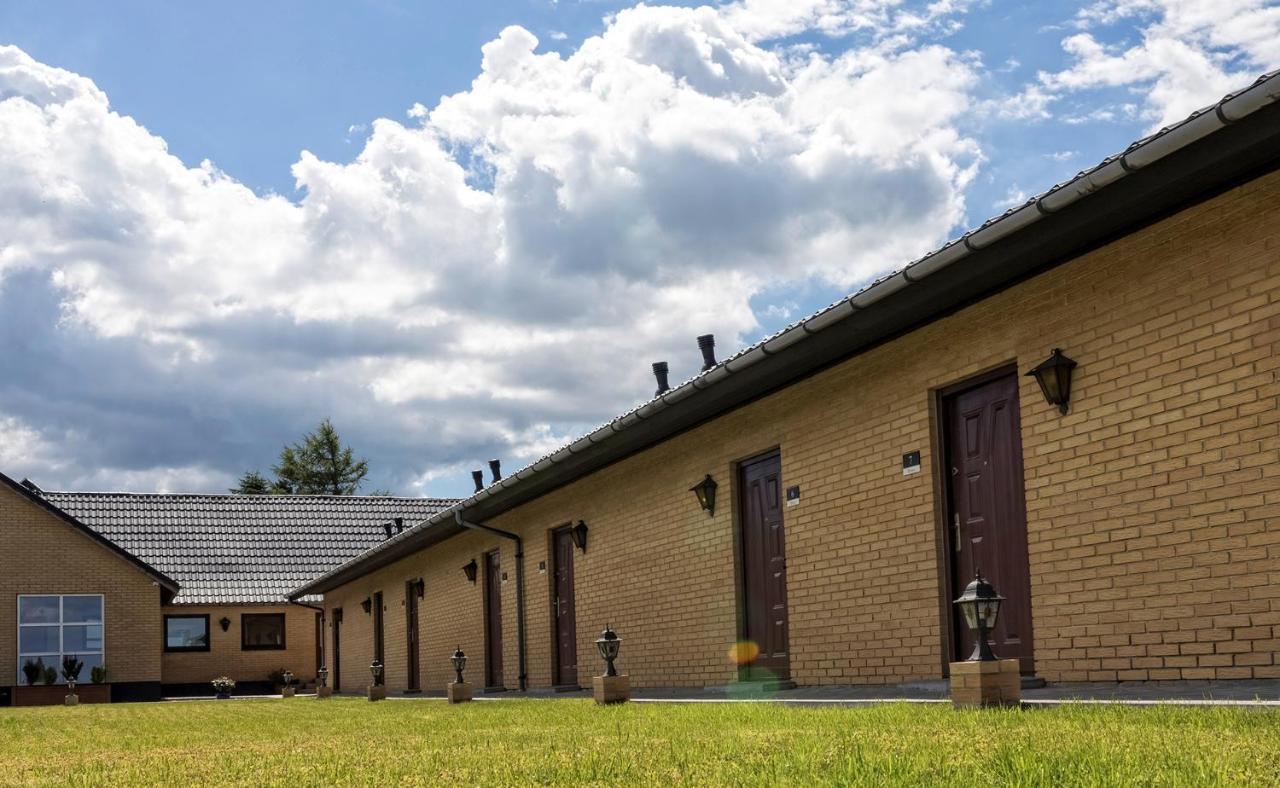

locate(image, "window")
[[17, 594, 104, 685], [164, 615, 210, 652], [241, 613, 286, 650]]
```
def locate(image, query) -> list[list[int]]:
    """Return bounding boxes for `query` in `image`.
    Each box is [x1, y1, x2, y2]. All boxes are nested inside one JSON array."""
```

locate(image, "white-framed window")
[[17, 594, 104, 685]]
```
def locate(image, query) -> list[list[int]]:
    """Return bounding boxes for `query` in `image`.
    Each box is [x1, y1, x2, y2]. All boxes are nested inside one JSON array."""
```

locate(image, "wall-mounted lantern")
[[462, 559, 478, 584], [361, 597, 372, 615], [412, 578, 425, 598], [953, 572, 1005, 662], [1026, 348, 1077, 415], [690, 474, 717, 517], [571, 521, 588, 553], [219, 616, 231, 632]]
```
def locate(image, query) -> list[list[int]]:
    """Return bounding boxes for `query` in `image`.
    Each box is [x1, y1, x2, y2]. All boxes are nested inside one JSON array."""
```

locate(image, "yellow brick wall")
[[160, 604, 320, 685], [324, 168, 1280, 688], [0, 484, 164, 685]]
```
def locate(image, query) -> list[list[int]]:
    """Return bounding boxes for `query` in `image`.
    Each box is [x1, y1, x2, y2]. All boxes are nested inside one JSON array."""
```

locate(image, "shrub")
[[40, 664, 57, 685], [21, 659, 42, 686], [90, 665, 109, 684]]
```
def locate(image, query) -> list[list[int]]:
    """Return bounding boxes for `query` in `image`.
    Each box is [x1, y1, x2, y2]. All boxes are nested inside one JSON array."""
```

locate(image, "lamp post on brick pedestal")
[[447, 647, 473, 704], [592, 626, 629, 705], [368, 659, 386, 701], [950, 572, 1020, 708]]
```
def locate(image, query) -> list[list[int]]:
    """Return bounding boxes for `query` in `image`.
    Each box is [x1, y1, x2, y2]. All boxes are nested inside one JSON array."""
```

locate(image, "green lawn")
[[1, 698, 1277, 786]]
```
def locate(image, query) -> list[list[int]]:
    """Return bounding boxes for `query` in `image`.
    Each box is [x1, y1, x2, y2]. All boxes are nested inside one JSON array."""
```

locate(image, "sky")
[[0, 0, 1277, 497]]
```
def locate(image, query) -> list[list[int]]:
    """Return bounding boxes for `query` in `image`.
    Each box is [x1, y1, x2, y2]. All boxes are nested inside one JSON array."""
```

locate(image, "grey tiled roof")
[[40, 492, 456, 605]]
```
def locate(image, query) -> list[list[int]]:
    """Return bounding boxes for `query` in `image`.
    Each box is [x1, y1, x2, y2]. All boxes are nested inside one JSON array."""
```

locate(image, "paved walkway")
[[170, 679, 1280, 706], [461, 678, 1280, 706]]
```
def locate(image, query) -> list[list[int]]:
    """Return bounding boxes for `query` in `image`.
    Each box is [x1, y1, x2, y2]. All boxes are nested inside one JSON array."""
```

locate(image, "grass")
[[0, 698, 1278, 786]]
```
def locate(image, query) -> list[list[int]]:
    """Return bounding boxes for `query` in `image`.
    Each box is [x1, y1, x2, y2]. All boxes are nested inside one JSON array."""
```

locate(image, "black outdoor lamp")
[[361, 597, 372, 615], [317, 666, 328, 688], [690, 474, 717, 517], [595, 625, 622, 677], [369, 659, 384, 686], [219, 616, 231, 632], [412, 578, 425, 598], [450, 647, 468, 684], [953, 571, 1005, 662], [462, 559, 478, 584], [283, 669, 294, 689], [571, 520, 588, 553], [1027, 348, 1077, 415]]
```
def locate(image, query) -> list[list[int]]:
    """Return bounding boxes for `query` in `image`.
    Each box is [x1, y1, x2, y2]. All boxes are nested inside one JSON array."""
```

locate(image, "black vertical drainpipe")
[[454, 511, 527, 691]]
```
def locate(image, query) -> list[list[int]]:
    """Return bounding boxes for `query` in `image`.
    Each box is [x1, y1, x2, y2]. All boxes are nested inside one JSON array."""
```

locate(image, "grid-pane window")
[[17, 595, 104, 685], [165, 615, 210, 652], [241, 614, 286, 650]]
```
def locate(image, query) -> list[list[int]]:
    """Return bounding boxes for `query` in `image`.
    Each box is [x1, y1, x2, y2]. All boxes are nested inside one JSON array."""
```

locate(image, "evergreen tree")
[[231, 470, 271, 495], [233, 419, 370, 495], [270, 419, 369, 495]]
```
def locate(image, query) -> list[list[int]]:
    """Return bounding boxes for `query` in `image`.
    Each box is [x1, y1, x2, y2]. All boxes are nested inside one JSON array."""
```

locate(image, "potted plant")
[[61, 655, 84, 705], [212, 676, 236, 699]]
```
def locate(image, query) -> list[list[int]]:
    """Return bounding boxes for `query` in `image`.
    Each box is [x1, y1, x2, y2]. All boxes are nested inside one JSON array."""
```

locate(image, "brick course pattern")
[[0, 484, 163, 686], [160, 604, 319, 685], [323, 169, 1280, 690]]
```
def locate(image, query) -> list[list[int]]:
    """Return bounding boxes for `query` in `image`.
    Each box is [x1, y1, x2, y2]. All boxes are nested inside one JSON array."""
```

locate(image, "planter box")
[[14, 685, 111, 707]]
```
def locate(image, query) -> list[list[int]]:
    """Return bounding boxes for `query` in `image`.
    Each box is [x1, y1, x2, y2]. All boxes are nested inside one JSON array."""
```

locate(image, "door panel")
[[552, 528, 578, 687], [484, 550, 504, 689], [332, 609, 342, 692], [944, 371, 1035, 672], [405, 581, 420, 691], [738, 451, 790, 681]]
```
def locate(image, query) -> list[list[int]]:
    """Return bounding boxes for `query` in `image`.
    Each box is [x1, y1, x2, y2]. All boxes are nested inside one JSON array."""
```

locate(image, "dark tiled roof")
[[40, 492, 455, 605]]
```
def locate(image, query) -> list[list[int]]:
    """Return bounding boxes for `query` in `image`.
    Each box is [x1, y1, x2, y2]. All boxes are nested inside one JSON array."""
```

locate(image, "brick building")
[[290, 73, 1280, 694], [0, 476, 452, 704]]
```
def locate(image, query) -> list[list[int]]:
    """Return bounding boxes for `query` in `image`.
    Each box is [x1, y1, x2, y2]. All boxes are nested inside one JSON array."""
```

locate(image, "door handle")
[[953, 513, 961, 553]]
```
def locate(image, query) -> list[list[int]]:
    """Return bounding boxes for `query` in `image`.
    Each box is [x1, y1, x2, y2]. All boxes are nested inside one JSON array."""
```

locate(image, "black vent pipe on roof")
[[652, 362, 670, 396], [489, 459, 502, 484], [697, 334, 716, 371], [382, 522, 393, 540], [471, 470, 484, 492], [394, 517, 404, 534]]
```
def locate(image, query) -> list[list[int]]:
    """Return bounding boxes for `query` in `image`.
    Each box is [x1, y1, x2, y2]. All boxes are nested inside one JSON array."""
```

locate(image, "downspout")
[[290, 599, 327, 679], [454, 511, 527, 692]]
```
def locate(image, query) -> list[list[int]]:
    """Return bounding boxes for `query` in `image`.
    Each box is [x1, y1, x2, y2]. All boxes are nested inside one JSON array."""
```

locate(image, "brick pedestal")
[[593, 674, 630, 705], [316, 686, 332, 698], [447, 682, 473, 704], [64, 694, 78, 706], [368, 684, 386, 701], [281, 687, 296, 698], [949, 659, 1020, 708]]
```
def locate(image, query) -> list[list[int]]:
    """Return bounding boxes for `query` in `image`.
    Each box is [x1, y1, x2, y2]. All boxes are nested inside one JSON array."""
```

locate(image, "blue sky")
[[0, 0, 1276, 496]]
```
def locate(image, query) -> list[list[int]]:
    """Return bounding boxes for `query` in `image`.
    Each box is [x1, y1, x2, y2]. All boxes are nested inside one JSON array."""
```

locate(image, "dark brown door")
[[552, 527, 578, 687], [944, 371, 1035, 673], [315, 612, 324, 681], [332, 608, 343, 692], [484, 550, 504, 689], [372, 591, 385, 669], [405, 581, 420, 691], [738, 450, 790, 681]]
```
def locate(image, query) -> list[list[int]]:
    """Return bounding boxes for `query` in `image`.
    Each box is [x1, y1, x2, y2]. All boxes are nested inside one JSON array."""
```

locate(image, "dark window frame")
[[163, 614, 211, 653], [241, 613, 287, 651]]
